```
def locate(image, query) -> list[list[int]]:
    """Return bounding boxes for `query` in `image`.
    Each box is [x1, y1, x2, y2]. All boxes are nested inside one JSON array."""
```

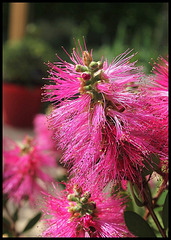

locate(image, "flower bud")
[[67, 194, 78, 202], [82, 72, 91, 81], [94, 70, 103, 81], [75, 64, 82, 72], [82, 191, 91, 199], [80, 197, 88, 203], [89, 61, 98, 70], [97, 61, 103, 69], [83, 51, 93, 66], [75, 64, 88, 72], [84, 85, 92, 91], [73, 184, 82, 197], [72, 204, 82, 212]]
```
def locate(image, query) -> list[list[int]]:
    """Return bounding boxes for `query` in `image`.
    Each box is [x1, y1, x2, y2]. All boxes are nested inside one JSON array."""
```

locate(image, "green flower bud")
[[84, 85, 92, 91], [75, 64, 88, 72], [72, 204, 82, 212], [89, 61, 99, 70], [83, 191, 91, 199], [93, 70, 103, 81], [75, 64, 82, 72], [97, 61, 103, 69], [80, 197, 88, 203], [67, 194, 79, 202]]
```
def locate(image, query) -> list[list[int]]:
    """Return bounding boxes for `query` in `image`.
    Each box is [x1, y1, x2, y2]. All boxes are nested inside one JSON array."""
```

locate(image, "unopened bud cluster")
[[67, 185, 96, 219], [75, 51, 107, 102]]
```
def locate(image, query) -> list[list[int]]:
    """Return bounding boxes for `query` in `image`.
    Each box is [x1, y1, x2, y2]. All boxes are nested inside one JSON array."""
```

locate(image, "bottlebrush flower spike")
[[3, 135, 57, 205], [42, 39, 159, 187], [40, 181, 134, 237], [141, 56, 168, 179], [148, 56, 168, 117]]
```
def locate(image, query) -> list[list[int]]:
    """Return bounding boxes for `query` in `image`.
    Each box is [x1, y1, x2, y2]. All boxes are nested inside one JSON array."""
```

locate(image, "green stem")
[[144, 180, 167, 220], [142, 181, 167, 238]]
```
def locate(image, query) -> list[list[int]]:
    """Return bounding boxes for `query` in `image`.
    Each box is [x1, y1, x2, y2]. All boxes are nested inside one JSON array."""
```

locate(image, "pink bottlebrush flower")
[[140, 56, 168, 179], [42, 39, 160, 187], [151, 56, 168, 91], [40, 181, 134, 237], [147, 56, 168, 118], [3, 135, 57, 205]]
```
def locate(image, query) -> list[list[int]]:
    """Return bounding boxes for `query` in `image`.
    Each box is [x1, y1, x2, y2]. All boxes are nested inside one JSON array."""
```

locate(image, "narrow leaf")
[[22, 212, 42, 233], [142, 153, 160, 177], [162, 192, 168, 230], [124, 211, 156, 237], [129, 182, 144, 207], [142, 163, 154, 177]]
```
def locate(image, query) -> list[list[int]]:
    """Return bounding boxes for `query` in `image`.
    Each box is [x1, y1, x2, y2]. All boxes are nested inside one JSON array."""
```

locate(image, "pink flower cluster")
[[41, 181, 133, 237], [42, 40, 168, 187], [3, 114, 59, 205]]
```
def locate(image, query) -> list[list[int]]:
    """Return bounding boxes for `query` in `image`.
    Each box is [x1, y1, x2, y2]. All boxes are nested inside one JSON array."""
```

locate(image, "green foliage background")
[[3, 2, 168, 73]]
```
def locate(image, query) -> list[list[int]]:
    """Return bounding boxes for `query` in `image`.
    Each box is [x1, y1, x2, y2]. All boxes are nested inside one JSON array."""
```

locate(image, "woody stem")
[[143, 187, 167, 238], [144, 180, 167, 220]]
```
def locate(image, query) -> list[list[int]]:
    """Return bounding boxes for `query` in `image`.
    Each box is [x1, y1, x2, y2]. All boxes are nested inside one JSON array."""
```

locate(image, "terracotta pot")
[[3, 83, 43, 128]]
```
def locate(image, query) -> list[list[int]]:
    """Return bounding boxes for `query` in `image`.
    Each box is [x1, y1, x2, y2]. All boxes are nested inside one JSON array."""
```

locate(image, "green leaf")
[[124, 211, 156, 237], [162, 192, 168, 230], [142, 164, 153, 177], [129, 182, 144, 207], [125, 197, 134, 211], [142, 153, 160, 177], [157, 190, 168, 206], [22, 212, 42, 233], [151, 153, 160, 170]]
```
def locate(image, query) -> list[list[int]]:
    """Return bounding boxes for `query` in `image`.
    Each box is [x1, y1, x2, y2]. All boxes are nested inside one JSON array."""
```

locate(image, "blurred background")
[[2, 2, 169, 237], [3, 2, 168, 67]]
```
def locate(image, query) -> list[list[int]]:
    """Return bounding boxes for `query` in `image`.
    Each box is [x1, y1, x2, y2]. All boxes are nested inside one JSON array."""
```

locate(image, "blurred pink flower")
[[42, 39, 161, 186], [3, 135, 57, 205], [40, 181, 134, 237]]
